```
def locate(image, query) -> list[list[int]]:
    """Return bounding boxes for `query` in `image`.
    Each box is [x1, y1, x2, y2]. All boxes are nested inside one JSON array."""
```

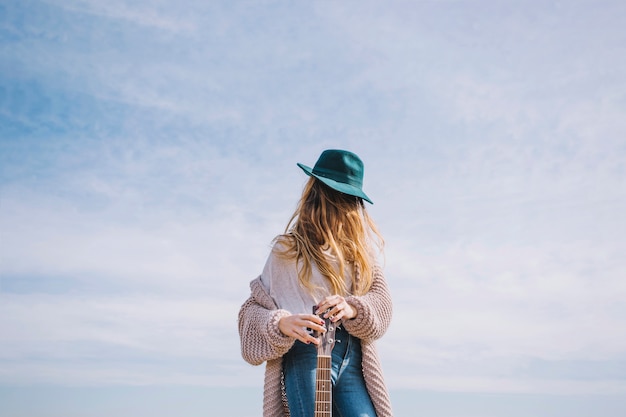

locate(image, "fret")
[[315, 354, 332, 417], [313, 308, 336, 417]]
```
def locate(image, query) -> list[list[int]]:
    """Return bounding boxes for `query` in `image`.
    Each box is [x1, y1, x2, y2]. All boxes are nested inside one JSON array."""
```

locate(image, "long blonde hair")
[[274, 177, 384, 296]]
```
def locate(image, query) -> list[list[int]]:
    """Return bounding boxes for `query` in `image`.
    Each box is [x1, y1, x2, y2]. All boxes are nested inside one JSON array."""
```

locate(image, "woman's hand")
[[278, 314, 327, 345], [316, 295, 357, 322]]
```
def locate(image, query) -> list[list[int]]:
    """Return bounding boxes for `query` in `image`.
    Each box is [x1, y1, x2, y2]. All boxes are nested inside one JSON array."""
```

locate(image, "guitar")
[[312, 306, 338, 417]]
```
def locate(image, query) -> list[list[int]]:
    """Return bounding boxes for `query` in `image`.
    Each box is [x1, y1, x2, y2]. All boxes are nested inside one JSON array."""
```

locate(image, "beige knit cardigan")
[[237, 265, 394, 417]]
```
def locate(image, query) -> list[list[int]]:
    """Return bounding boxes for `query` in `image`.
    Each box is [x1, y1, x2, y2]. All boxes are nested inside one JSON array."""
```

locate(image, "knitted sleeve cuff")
[[267, 309, 294, 348], [342, 295, 368, 332]]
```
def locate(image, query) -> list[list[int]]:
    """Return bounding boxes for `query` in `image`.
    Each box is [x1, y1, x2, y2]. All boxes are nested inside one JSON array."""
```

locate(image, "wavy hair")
[[274, 177, 384, 296]]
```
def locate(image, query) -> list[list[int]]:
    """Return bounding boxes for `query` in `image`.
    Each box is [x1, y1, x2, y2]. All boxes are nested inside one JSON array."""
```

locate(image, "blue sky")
[[1, 0, 626, 416]]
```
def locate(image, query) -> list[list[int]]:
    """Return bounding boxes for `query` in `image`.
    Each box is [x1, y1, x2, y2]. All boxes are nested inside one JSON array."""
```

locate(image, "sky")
[[1, 0, 626, 416]]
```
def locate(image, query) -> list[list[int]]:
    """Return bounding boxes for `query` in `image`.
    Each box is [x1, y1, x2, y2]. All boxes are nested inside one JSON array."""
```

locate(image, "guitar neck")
[[314, 354, 332, 417]]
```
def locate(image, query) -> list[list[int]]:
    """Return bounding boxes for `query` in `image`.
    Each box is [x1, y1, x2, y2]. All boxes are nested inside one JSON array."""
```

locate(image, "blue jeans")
[[283, 325, 377, 417]]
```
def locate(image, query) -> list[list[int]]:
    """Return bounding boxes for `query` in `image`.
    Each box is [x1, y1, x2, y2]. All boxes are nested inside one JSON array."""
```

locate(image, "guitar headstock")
[[312, 306, 337, 356]]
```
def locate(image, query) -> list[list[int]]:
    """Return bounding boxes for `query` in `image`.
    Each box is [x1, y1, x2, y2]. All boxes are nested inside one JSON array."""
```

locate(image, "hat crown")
[[297, 149, 373, 204], [312, 150, 364, 187]]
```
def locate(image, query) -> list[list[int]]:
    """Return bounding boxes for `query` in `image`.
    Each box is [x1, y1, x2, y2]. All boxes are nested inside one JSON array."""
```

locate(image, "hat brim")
[[297, 163, 373, 204]]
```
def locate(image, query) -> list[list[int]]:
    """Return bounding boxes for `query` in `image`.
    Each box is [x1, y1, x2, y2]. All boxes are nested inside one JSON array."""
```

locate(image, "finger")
[[316, 296, 342, 314], [290, 315, 326, 341], [329, 310, 342, 322], [316, 295, 335, 310], [297, 329, 318, 345], [291, 325, 321, 345], [309, 320, 328, 335], [325, 300, 345, 319], [332, 308, 349, 322], [303, 332, 320, 345], [300, 314, 326, 330], [292, 328, 303, 339], [331, 299, 352, 321]]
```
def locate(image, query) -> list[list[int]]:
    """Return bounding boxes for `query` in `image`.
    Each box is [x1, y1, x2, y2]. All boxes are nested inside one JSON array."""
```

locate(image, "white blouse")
[[260, 241, 353, 315]]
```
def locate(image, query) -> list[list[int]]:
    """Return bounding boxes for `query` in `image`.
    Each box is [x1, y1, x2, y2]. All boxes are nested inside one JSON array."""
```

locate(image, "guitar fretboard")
[[314, 355, 332, 417]]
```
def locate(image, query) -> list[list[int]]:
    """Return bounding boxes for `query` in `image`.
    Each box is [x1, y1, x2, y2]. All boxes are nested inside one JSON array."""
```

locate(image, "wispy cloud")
[[381, 238, 626, 394], [42, 0, 199, 32], [1, 1, 626, 413], [0, 291, 249, 385]]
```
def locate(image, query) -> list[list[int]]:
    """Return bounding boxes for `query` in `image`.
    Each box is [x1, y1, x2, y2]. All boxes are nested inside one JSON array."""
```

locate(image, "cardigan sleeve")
[[341, 265, 393, 341], [237, 285, 296, 366]]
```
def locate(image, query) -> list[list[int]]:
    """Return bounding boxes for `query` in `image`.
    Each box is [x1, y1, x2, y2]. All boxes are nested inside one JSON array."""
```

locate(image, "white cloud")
[[0, 192, 277, 298], [385, 374, 626, 395], [0, 293, 237, 357], [42, 0, 198, 32], [2, 0, 626, 399], [377, 238, 626, 394], [0, 292, 254, 385]]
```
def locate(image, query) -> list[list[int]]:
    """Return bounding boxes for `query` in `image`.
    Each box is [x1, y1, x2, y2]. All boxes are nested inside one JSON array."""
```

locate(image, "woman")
[[238, 149, 393, 417]]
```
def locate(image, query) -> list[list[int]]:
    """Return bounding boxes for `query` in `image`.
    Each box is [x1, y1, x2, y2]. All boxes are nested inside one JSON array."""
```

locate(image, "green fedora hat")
[[297, 149, 373, 204]]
